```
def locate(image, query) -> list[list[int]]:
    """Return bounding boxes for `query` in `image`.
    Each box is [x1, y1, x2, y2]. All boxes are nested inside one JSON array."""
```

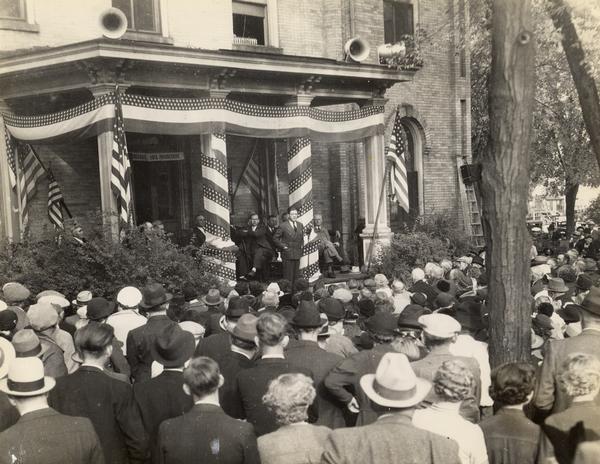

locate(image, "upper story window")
[[384, 0, 414, 43], [113, 0, 161, 33], [233, 1, 267, 46], [0, 0, 25, 20]]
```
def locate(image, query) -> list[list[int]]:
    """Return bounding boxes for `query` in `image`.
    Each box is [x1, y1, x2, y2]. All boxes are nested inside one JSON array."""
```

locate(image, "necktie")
[[293, 222, 297, 232]]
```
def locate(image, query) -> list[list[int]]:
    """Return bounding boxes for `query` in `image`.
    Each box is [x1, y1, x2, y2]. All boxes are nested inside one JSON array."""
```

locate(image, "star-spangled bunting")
[[111, 88, 133, 225], [47, 169, 64, 230], [386, 111, 410, 213]]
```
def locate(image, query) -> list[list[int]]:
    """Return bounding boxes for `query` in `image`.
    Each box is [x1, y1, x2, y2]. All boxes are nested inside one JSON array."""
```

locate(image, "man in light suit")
[[533, 286, 600, 422], [321, 352, 461, 464], [273, 208, 304, 284], [155, 356, 259, 464]]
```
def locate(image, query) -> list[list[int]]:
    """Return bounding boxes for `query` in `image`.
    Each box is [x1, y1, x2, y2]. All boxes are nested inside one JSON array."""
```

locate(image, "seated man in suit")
[[237, 213, 276, 280], [155, 356, 260, 464], [313, 214, 344, 278]]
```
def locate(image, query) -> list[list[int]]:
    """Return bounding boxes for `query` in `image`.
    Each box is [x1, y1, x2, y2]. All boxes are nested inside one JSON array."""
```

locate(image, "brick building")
[[0, 0, 470, 274]]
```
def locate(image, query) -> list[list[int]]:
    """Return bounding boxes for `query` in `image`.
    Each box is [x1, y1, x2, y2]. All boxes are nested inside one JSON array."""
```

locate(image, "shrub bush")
[[0, 216, 220, 302]]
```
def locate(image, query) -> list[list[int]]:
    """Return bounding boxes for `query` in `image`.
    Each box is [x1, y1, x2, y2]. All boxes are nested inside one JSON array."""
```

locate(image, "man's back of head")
[[256, 313, 287, 348], [183, 356, 221, 401]]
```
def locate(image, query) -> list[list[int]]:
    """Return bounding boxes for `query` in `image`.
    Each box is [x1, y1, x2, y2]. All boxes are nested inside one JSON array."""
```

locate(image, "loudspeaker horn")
[[100, 7, 128, 39], [344, 37, 370, 62]]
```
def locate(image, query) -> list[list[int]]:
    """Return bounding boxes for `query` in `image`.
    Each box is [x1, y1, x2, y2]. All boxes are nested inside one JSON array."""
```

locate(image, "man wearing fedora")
[[132, 324, 195, 458], [321, 353, 460, 464], [127, 283, 175, 383], [233, 313, 313, 436], [49, 323, 147, 464], [324, 312, 399, 426], [0, 357, 105, 463], [219, 313, 258, 418], [286, 301, 346, 429], [194, 296, 251, 368], [12, 328, 67, 378], [533, 286, 600, 421], [155, 356, 260, 464]]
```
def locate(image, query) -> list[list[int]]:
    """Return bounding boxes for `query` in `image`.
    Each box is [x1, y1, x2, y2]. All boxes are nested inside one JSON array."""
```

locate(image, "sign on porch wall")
[[129, 152, 184, 162]]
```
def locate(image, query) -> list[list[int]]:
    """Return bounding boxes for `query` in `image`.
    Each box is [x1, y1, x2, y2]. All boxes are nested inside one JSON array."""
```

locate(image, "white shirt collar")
[[230, 345, 253, 359], [262, 354, 285, 360]]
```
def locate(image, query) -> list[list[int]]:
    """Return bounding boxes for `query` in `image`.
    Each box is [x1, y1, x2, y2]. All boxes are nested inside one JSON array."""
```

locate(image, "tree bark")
[[479, 0, 536, 367], [564, 180, 579, 236], [547, 0, 600, 170]]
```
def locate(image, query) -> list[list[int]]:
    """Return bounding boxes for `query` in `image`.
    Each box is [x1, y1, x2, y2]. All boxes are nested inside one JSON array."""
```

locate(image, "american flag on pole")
[[5, 135, 45, 229], [386, 111, 410, 213], [111, 88, 133, 225], [243, 154, 268, 216], [47, 169, 64, 230]]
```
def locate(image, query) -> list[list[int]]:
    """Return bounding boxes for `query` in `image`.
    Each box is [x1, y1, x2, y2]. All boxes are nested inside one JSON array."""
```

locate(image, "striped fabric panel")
[[386, 111, 410, 213], [47, 170, 64, 230]]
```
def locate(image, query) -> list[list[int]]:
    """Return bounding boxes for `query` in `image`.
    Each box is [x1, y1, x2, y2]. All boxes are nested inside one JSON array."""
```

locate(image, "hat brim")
[[200, 296, 224, 306], [291, 322, 324, 329], [87, 301, 117, 320], [0, 376, 55, 396], [0, 338, 16, 379], [360, 374, 431, 408], [139, 293, 173, 309]]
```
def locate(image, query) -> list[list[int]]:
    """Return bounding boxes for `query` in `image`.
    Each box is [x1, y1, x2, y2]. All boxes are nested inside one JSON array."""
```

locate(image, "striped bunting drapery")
[[47, 169, 65, 230], [111, 90, 133, 225], [3, 94, 384, 144], [287, 138, 320, 282], [386, 111, 410, 213], [243, 154, 268, 217], [201, 134, 237, 281]]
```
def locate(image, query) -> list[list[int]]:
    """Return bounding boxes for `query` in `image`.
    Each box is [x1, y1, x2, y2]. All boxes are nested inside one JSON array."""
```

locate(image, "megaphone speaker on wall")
[[344, 37, 370, 62], [100, 7, 128, 39]]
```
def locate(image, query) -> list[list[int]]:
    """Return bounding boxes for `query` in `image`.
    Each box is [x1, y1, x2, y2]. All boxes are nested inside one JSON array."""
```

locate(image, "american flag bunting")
[[386, 111, 410, 213]]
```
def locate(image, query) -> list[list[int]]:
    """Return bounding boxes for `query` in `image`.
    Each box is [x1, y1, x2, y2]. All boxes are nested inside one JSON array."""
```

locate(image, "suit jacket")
[[126, 315, 175, 383], [218, 350, 255, 418], [48, 365, 147, 464], [257, 423, 331, 464], [540, 401, 600, 464], [188, 227, 206, 248], [273, 220, 304, 260], [238, 224, 274, 252], [408, 279, 439, 308], [234, 357, 313, 436], [479, 408, 541, 464], [410, 351, 482, 423], [154, 403, 260, 464], [0, 408, 104, 464], [321, 413, 461, 464], [285, 339, 346, 428], [533, 330, 600, 420], [39, 336, 68, 378], [194, 331, 231, 366], [324, 343, 397, 426], [132, 370, 193, 458], [0, 392, 18, 433]]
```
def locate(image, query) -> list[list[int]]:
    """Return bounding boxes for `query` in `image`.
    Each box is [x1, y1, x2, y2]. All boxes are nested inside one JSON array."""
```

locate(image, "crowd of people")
[[1, 242, 600, 463]]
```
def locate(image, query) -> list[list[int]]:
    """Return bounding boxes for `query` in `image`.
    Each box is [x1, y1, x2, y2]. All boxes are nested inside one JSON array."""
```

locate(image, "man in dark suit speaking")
[[273, 208, 304, 284], [238, 213, 276, 280]]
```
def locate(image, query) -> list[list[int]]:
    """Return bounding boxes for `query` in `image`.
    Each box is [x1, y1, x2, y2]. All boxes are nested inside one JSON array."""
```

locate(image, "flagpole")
[[28, 146, 73, 219], [366, 160, 391, 271]]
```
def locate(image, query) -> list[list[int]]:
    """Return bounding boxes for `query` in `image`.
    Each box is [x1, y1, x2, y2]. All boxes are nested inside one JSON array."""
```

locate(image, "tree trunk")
[[564, 181, 579, 236], [547, 0, 600, 170], [480, 0, 536, 367]]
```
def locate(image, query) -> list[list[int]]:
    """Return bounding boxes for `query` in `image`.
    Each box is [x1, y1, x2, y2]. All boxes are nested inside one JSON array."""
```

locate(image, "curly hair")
[[558, 353, 600, 398], [391, 336, 422, 361], [433, 360, 474, 402], [489, 362, 536, 405], [262, 373, 316, 426]]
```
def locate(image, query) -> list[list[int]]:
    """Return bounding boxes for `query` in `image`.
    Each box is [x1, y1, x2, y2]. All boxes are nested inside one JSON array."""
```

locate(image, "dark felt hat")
[[453, 301, 484, 331], [576, 274, 594, 291], [230, 313, 258, 343], [0, 309, 17, 331], [201, 288, 224, 306], [139, 283, 173, 309], [151, 323, 195, 368], [533, 313, 553, 331], [358, 299, 375, 318], [317, 297, 345, 322], [397, 304, 431, 329], [410, 292, 427, 306], [581, 286, 600, 317], [365, 312, 398, 336], [182, 282, 198, 302], [225, 297, 251, 319], [86, 297, 116, 321], [292, 301, 322, 328], [557, 305, 582, 324], [434, 292, 455, 309]]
